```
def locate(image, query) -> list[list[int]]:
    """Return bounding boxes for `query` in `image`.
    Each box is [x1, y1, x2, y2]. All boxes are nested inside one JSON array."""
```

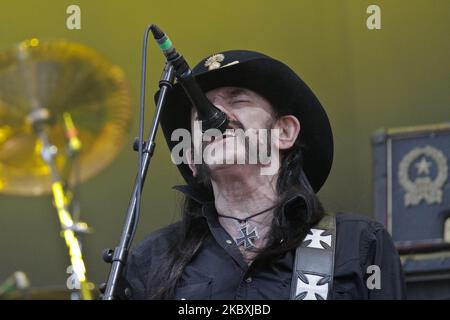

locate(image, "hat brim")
[[157, 57, 333, 193]]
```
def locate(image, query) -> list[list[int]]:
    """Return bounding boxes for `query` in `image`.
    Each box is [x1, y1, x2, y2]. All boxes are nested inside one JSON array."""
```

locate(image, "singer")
[[120, 50, 406, 300]]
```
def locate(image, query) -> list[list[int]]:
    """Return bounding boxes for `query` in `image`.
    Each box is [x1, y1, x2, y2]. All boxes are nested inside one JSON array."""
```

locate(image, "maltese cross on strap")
[[295, 272, 330, 300], [303, 228, 332, 249]]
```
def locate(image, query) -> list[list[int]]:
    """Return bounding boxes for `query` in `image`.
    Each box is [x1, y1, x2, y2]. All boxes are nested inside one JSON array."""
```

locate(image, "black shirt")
[[122, 186, 406, 300]]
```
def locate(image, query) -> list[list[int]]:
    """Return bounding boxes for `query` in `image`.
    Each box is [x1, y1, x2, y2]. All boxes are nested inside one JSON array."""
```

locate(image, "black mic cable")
[[149, 24, 229, 133]]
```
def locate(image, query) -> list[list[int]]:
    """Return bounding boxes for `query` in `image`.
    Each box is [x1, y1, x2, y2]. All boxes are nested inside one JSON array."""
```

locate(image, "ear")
[[186, 147, 198, 177], [273, 115, 301, 150]]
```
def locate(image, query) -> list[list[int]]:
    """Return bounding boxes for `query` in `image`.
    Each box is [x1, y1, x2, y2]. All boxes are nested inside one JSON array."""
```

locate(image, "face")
[[189, 87, 275, 174], [188, 86, 301, 180]]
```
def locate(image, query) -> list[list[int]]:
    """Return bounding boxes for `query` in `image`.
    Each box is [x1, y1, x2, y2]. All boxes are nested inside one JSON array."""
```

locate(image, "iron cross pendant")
[[234, 221, 259, 249]]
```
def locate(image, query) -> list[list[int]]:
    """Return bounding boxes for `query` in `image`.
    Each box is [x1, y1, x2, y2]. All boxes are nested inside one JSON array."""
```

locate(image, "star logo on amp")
[[398, 145, 448, 206]]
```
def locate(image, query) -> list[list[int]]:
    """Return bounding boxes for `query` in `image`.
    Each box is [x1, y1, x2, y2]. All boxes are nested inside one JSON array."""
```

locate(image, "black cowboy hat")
[[157, 50, 333, 193]]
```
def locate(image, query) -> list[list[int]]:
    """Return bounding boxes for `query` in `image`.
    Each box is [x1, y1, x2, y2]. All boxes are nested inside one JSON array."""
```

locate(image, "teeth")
[[207, 130, 235, 144], [223, 131, 236, 137]]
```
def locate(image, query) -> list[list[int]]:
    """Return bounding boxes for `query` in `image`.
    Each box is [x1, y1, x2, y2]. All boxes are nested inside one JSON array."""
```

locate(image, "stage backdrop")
[[0, 0, 449, 290]]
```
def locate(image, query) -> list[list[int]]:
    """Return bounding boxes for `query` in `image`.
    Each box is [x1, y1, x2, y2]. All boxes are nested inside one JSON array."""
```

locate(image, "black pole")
[[102, 59, 175, 300]]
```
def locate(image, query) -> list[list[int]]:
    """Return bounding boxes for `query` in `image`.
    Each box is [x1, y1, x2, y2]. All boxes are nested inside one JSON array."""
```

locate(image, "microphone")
[[149, 24, 229, 133]]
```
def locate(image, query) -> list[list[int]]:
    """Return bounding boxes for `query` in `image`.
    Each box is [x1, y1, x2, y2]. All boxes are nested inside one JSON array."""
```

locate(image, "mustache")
[[200, 119, 245, 148], [227, 120, 245, 131]]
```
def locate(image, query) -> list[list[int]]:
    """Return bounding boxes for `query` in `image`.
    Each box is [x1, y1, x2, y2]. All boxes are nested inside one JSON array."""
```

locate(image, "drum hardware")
[[0, 38, 132, 299]]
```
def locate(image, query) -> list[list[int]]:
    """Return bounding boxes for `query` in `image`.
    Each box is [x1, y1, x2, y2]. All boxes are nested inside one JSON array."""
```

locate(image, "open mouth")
[[208, 129, 236, 145], [202, 120, 245, 149]]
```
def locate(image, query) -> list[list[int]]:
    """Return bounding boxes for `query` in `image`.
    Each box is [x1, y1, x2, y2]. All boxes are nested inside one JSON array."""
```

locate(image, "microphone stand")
[[102, 39, 175, 299]]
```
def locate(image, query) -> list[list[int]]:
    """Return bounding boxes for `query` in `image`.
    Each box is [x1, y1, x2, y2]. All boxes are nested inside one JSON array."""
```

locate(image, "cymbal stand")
[[28, 108, 92, 300]]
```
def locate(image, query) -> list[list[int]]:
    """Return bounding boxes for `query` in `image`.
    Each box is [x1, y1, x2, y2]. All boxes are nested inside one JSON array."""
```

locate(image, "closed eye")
[[231, 99, 251, 104]]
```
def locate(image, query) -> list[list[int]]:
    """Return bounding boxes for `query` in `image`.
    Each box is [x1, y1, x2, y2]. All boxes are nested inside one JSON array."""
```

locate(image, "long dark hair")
[[149, 114, 325, 299]]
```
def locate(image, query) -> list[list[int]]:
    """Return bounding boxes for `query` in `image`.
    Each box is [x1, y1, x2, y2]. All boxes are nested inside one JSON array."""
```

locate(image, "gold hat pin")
[[204, 54, 239, 71], [205, 54, 225, 70]]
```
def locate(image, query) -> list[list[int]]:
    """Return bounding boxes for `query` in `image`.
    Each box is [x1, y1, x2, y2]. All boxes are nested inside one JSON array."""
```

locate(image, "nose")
[[209, 99, 235, 122]]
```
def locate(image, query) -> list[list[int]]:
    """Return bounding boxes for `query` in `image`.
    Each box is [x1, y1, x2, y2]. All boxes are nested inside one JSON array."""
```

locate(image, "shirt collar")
[[172, 184, 213, 204]]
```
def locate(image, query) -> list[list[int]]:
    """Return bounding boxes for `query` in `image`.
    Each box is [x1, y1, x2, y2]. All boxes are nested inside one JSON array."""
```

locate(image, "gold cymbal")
[[0, 39, 132, 195]]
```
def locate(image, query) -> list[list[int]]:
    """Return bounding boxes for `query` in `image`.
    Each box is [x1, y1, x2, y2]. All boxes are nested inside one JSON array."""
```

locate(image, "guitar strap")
[[290, 214, 336, 300]]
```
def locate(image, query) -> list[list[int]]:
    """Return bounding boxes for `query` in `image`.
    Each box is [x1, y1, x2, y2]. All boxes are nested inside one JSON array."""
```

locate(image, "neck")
[[210, 166, 278, 221], [209, 166, 279, 263]]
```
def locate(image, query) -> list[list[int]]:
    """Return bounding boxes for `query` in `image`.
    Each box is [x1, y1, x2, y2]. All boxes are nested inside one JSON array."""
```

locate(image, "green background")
[[0, 0, 449, 291]]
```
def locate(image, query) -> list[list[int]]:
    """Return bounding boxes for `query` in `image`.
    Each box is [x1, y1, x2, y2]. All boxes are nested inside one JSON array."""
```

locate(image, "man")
[[121, 50, 406, 299]]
